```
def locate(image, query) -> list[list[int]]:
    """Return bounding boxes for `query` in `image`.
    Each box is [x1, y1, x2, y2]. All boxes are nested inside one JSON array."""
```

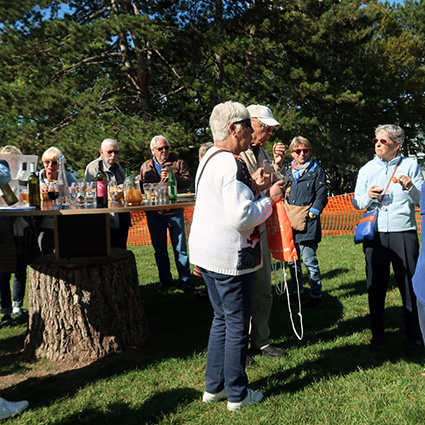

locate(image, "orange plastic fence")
[[127, 193, 421, 246]]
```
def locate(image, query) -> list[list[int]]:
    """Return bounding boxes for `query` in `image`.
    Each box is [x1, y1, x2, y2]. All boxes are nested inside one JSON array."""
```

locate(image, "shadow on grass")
[[39, 388, 200, 425]]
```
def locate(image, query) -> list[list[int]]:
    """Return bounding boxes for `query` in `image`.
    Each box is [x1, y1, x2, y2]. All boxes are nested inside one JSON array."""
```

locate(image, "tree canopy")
[[1, 0, 424, 193]]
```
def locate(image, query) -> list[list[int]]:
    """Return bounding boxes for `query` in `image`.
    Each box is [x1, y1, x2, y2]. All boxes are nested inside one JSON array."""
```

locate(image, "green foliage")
[[1, 0, 425, 192]]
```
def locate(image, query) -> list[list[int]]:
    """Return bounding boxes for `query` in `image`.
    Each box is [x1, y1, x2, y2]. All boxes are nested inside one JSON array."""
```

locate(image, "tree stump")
[[25, 248, 148, 363]]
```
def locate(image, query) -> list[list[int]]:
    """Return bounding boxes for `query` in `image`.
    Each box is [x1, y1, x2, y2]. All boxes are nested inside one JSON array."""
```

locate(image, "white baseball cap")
[[247, 104, 280, 127]]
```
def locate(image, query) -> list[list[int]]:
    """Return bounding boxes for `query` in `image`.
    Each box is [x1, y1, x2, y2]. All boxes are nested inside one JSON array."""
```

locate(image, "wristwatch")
[[308, 211, 317, 219]]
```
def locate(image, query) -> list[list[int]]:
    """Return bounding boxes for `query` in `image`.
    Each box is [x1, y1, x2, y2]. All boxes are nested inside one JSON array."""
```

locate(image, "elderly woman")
[[285, 136, 328, 308], [38, 146, 76, 254], [189, 101, 284, 411], [353, 124, 424, 353]]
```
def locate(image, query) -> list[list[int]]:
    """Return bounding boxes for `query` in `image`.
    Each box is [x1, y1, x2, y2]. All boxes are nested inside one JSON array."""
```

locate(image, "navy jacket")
[[285, 159, 328, 244]]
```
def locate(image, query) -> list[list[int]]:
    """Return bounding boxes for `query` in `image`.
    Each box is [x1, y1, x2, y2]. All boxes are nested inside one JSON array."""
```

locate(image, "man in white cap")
[[239, 104, 287, 361]]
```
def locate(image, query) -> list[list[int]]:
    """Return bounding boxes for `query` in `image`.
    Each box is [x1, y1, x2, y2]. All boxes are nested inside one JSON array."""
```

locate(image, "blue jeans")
[[0, 255, 27, 315], [288, 242, 322, 299], [201, 268, 254, 403], [146, 211, 191, 285]]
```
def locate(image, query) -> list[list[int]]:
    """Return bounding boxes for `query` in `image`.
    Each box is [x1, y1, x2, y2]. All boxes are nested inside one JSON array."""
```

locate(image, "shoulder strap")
[[195, 149, 227, 191], [378, 156, 402, 208]]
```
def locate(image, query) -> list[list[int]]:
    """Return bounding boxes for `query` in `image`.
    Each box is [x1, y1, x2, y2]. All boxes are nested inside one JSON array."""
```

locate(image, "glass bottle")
[[28, 163, 41, 209], [168, 167, 177, 203], [0, 181, 19, 206], [96, 160, 108, 208], [57, 155, 69, 207], [17, 161, 30, 204]]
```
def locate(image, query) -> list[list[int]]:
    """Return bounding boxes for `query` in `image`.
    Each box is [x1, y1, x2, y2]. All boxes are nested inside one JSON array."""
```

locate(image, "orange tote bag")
[[266, 199, 298, 262]]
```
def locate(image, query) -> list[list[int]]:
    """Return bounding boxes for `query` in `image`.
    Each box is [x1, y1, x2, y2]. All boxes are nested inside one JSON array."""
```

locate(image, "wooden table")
[[0, 200, 195, 362], [0, 200, 195, 259]]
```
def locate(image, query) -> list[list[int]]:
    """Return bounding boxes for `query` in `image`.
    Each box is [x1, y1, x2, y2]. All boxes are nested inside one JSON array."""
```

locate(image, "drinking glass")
[[143, 183, 153, 205], [77, 182, 86, 205], [47, 181, 60, 209], [157, 182, 167, 204], [85, 181, 95, 206], [69, 182, 79, 205], [108, 181, 118, 205]]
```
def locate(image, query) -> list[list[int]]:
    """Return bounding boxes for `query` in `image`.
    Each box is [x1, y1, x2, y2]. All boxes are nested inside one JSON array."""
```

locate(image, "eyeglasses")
[[293, 149, 309, 155], [253, 119, 271, 132], [372, 138, 392, 146], [106, 150, 120, 155], [44, 160, 58, 165], [233, 118, 252, 129], [155, 146, 170, 152]]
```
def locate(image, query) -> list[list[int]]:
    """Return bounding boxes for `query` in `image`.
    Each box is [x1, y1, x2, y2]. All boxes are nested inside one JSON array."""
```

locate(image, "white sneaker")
[[0, 397, 29, 419], [12, 306, 21, 316], [227, 388, 263, 412], [202, 388, 228, 403]]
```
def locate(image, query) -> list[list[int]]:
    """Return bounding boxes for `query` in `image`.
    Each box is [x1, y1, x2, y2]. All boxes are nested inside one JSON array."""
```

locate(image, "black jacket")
[[285, 159, 328, 244]]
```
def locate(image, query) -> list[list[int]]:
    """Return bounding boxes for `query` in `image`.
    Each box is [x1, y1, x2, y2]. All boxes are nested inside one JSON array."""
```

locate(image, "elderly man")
[[140, 135, 193, 292], [85, 138, 131, 248], [239, 104, 287, 360]]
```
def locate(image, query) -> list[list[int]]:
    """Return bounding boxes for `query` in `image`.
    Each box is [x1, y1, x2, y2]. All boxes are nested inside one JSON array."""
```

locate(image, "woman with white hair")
[[353, 124, 424, 353], [189, 101, 284, 411]]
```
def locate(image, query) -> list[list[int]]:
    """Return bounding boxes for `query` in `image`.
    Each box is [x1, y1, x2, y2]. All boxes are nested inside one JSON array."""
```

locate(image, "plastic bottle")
[[28, 163, 41, 209], [168, 167, 177, 203]]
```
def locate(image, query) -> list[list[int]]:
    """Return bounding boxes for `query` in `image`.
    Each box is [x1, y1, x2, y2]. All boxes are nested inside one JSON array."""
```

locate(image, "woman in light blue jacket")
[[353, 124, 424, 354]]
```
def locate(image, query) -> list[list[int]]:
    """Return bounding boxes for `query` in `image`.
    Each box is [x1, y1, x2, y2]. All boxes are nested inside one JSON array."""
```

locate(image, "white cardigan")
[[188, 147, 273, 276]]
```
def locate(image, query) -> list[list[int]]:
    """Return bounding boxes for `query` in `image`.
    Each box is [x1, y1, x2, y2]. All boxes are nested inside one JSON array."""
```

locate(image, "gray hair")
[[0, 145, 23, 155], [289, 136, 312, 153], [42, 146, 62, 161], [375, 124, 405, 145], [150, 135, 170, 152], [198, 142, 214, 160], [101, 138, 119, 150], [209, 101, 250, 143]]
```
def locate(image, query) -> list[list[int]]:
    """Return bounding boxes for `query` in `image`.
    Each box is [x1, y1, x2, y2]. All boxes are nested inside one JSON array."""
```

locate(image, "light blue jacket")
[[353, 155, 424, 232]]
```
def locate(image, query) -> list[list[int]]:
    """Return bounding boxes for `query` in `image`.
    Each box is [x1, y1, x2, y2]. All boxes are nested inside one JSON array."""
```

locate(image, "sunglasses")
[[233, 118, 252, 129], [106, 150, 120, 155], [156, 146, 169, 152], [372, 138, 392, 146], [44, 160, 58, 165], [293, 148, 309, 155]]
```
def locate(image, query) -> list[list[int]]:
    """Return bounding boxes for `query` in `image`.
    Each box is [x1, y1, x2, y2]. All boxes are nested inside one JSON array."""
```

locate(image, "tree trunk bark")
[[25, 249, 148, 363]]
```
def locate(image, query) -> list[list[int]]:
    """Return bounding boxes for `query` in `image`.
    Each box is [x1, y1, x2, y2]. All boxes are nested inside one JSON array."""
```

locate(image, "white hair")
[[101, 138, 119, 150], [209, 101, 250, 143], [150, 135, 170, 152], [375, 124, 405, 145]]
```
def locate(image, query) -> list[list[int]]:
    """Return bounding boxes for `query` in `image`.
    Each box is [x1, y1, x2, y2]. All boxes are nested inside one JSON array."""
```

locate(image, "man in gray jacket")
[[85, 138, 130, 248]]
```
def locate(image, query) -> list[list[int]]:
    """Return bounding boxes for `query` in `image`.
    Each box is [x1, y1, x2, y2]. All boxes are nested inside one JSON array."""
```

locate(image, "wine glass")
[[108, 181, 118, 205], [47, 181, 60, 209]]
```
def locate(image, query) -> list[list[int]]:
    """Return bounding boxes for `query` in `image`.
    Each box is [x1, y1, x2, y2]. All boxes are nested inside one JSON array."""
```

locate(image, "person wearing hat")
[[239, 104, 287, 361]]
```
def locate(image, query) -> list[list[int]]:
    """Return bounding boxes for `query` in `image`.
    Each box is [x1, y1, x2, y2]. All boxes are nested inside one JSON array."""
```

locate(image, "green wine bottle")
[[28, 163, 41, 209]]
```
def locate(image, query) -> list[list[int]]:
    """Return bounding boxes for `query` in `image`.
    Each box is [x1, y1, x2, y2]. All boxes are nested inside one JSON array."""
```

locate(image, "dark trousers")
[[364, 231, 421, 343], [200, 268, 254, 402]]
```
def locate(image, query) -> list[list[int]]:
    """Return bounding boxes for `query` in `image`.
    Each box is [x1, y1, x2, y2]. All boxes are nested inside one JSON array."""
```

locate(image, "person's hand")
[[396, 174, 412, 190], [273, 143, 286, 168], [252, 168, 272, 191], [269, 180, 285, 203], [160, 166, 170, 182], [368, 185, 384, 199], [40, 183, 49, 200]]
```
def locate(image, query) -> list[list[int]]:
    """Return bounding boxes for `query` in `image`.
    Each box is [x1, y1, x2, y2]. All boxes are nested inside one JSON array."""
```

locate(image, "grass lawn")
[[1, 235, 425, 424]]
